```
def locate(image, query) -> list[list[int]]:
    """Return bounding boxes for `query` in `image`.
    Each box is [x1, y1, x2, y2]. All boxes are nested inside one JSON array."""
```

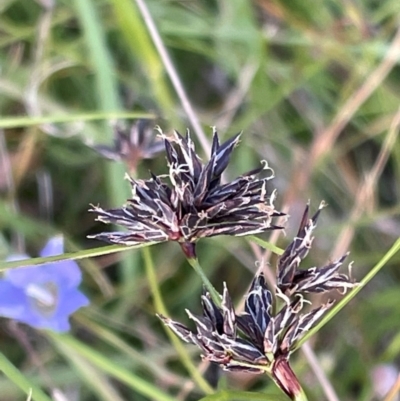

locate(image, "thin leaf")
[[0, 112, 155, 129], [0, 243, 157, 272], [48, 333, 177, 401], [75, 315, 183, 385], [55, 341, 125, 401], [248, 236, 284, 255], [143, 247, 214, 394], [199, 389, 289, 401], [0, 351, 52, 401], [111, 0, 175, 113]]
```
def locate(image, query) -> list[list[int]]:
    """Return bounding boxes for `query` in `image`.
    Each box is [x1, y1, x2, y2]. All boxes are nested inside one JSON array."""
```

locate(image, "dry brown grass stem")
[[25, 3, 53, 117], [301, 341, 340, 401], [286, 27, 400, 203], [176, 360, 209, 401], [7, 321, 60, 398], [0, 128, 26, 253], [276, 107, 400, 400], [214, 62, 259, 132], [134, 0, 210, 155], [331, 107, 400, 259]]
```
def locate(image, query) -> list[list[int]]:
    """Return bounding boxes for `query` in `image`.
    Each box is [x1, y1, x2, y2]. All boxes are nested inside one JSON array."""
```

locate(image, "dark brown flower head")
[[159, 274, 332, 376], [94, 120, 164, 171], [89, 128, 285, 257], [277, 202, 357, 296]]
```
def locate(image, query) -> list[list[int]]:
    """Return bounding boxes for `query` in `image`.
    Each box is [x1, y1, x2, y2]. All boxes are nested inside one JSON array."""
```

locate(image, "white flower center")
[[26, 282, 58, 316]]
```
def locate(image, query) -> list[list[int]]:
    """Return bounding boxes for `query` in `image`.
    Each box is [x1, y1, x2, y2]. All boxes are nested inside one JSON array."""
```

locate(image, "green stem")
[[115, 171, 139, 317], [0, 242, 158, 272], [199, 390, 289, 401], [142, 247, 214, 395], [186, 257, 221, 305], [295, 388, 309, 401]]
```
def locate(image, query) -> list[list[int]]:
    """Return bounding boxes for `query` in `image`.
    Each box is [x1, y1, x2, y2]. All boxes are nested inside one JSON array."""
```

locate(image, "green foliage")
[[1, 0, 400, 400]]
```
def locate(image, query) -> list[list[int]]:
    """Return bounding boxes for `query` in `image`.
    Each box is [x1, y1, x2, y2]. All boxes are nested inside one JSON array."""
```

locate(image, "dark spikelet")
[[159, 273, 330, 375], [277, 202, 357, 295], [94, 120, 164, 171], [278, 301, 334, 355], [89, 127, 285, 256]]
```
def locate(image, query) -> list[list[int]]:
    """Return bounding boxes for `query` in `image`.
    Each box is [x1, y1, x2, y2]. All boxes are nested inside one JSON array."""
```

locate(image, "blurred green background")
[[1, 0, 400, 400]]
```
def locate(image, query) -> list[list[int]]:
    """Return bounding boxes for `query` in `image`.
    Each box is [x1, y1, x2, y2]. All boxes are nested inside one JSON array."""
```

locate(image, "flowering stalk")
[[159, 204, 357, 399], [186, 257, 220, 305], [142, 247, 214, 394]]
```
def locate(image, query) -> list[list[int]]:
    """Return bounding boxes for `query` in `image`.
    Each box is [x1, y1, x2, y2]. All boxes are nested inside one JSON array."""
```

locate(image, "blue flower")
[[0, 236, 89, 332]]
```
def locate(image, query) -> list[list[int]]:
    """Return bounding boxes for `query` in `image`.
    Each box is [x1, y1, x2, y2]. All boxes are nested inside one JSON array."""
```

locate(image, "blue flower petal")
[[0, 281, 33, 321], [6, 264, 49, 288], [1, 235, 90, 333], [44, 260, 83, 288], [0, 281, 89, 332], [40, 236, 64, 257], [45, 317, 71, 332], [58, 288, 90, 315], [11, 309, 71, 333], [33, 314, 72, 332], [27, 287, 89, 332], [39, 236, 83, 287], [6, 256, 82, 290]]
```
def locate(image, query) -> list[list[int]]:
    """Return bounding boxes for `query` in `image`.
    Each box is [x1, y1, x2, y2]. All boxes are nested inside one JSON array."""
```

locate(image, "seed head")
[[89, 128, 285, 257], [277, 202, 357, 296], [94, 120, 164, 172], [159, 274, 332, 372]]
